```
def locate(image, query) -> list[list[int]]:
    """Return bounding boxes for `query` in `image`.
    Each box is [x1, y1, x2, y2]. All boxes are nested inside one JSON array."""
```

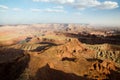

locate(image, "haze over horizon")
[[0, 0, 120, 26]]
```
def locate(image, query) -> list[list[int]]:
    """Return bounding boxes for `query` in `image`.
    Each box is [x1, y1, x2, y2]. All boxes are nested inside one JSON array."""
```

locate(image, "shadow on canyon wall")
[[108, 68, 120, 80], [31, 64, 90, 80], [0, 48, 30, 80], [64, 33, 120, 45], [32, 42, 58, 52]]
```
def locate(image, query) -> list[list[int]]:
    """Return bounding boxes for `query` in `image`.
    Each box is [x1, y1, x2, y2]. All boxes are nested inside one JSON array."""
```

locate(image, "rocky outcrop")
[[31, 64, 90, 80], [85, 44, 120, 67], [0, 47, 30, 80], [64, 32, 120, 44], [12, 38, 119, 80], [88, 60, 120, 80], [96, 51, 120, 64]]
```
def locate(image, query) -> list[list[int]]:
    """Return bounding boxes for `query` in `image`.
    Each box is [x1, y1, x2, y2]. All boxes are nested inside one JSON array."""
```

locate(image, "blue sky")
[[0, 0, 120, 26]]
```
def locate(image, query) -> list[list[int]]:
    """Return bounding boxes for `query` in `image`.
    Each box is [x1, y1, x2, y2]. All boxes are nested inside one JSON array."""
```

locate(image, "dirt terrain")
[[0, 24, 120, 80]]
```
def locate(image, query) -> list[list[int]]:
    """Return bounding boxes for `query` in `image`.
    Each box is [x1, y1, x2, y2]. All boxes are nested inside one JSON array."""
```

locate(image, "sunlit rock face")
[[0, 24, 120, 80]]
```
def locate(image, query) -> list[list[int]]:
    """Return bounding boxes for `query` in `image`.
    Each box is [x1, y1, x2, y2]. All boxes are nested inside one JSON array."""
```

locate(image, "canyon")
[[0, 24, 120, 80]]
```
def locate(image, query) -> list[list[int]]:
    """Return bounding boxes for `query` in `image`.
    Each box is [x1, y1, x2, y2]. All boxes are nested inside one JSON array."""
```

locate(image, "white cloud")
[[13, 8, 22, 11], [32, 0, 119, 10], [31, 8, 66, 13], [97, 1, 119, 9], [74, 0, 100, 7], [71, 0, 118, 10], [44, 8, 65, 12], [0, 5, 8, 9], [33, 0, 75, 4]]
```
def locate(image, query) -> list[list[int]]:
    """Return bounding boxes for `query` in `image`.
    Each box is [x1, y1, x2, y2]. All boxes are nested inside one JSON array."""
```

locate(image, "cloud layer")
[[33, 0, 119, 10], [33, 0, 74, 4], [31, 8, 65, 13], [97, 1, 119, 9], [0, 0, 119, 13], [0, 5, 8, 9]]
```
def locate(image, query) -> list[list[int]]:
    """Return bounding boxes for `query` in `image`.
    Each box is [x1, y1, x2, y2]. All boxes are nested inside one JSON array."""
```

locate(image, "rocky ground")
[[0, 24, 120, 80]]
